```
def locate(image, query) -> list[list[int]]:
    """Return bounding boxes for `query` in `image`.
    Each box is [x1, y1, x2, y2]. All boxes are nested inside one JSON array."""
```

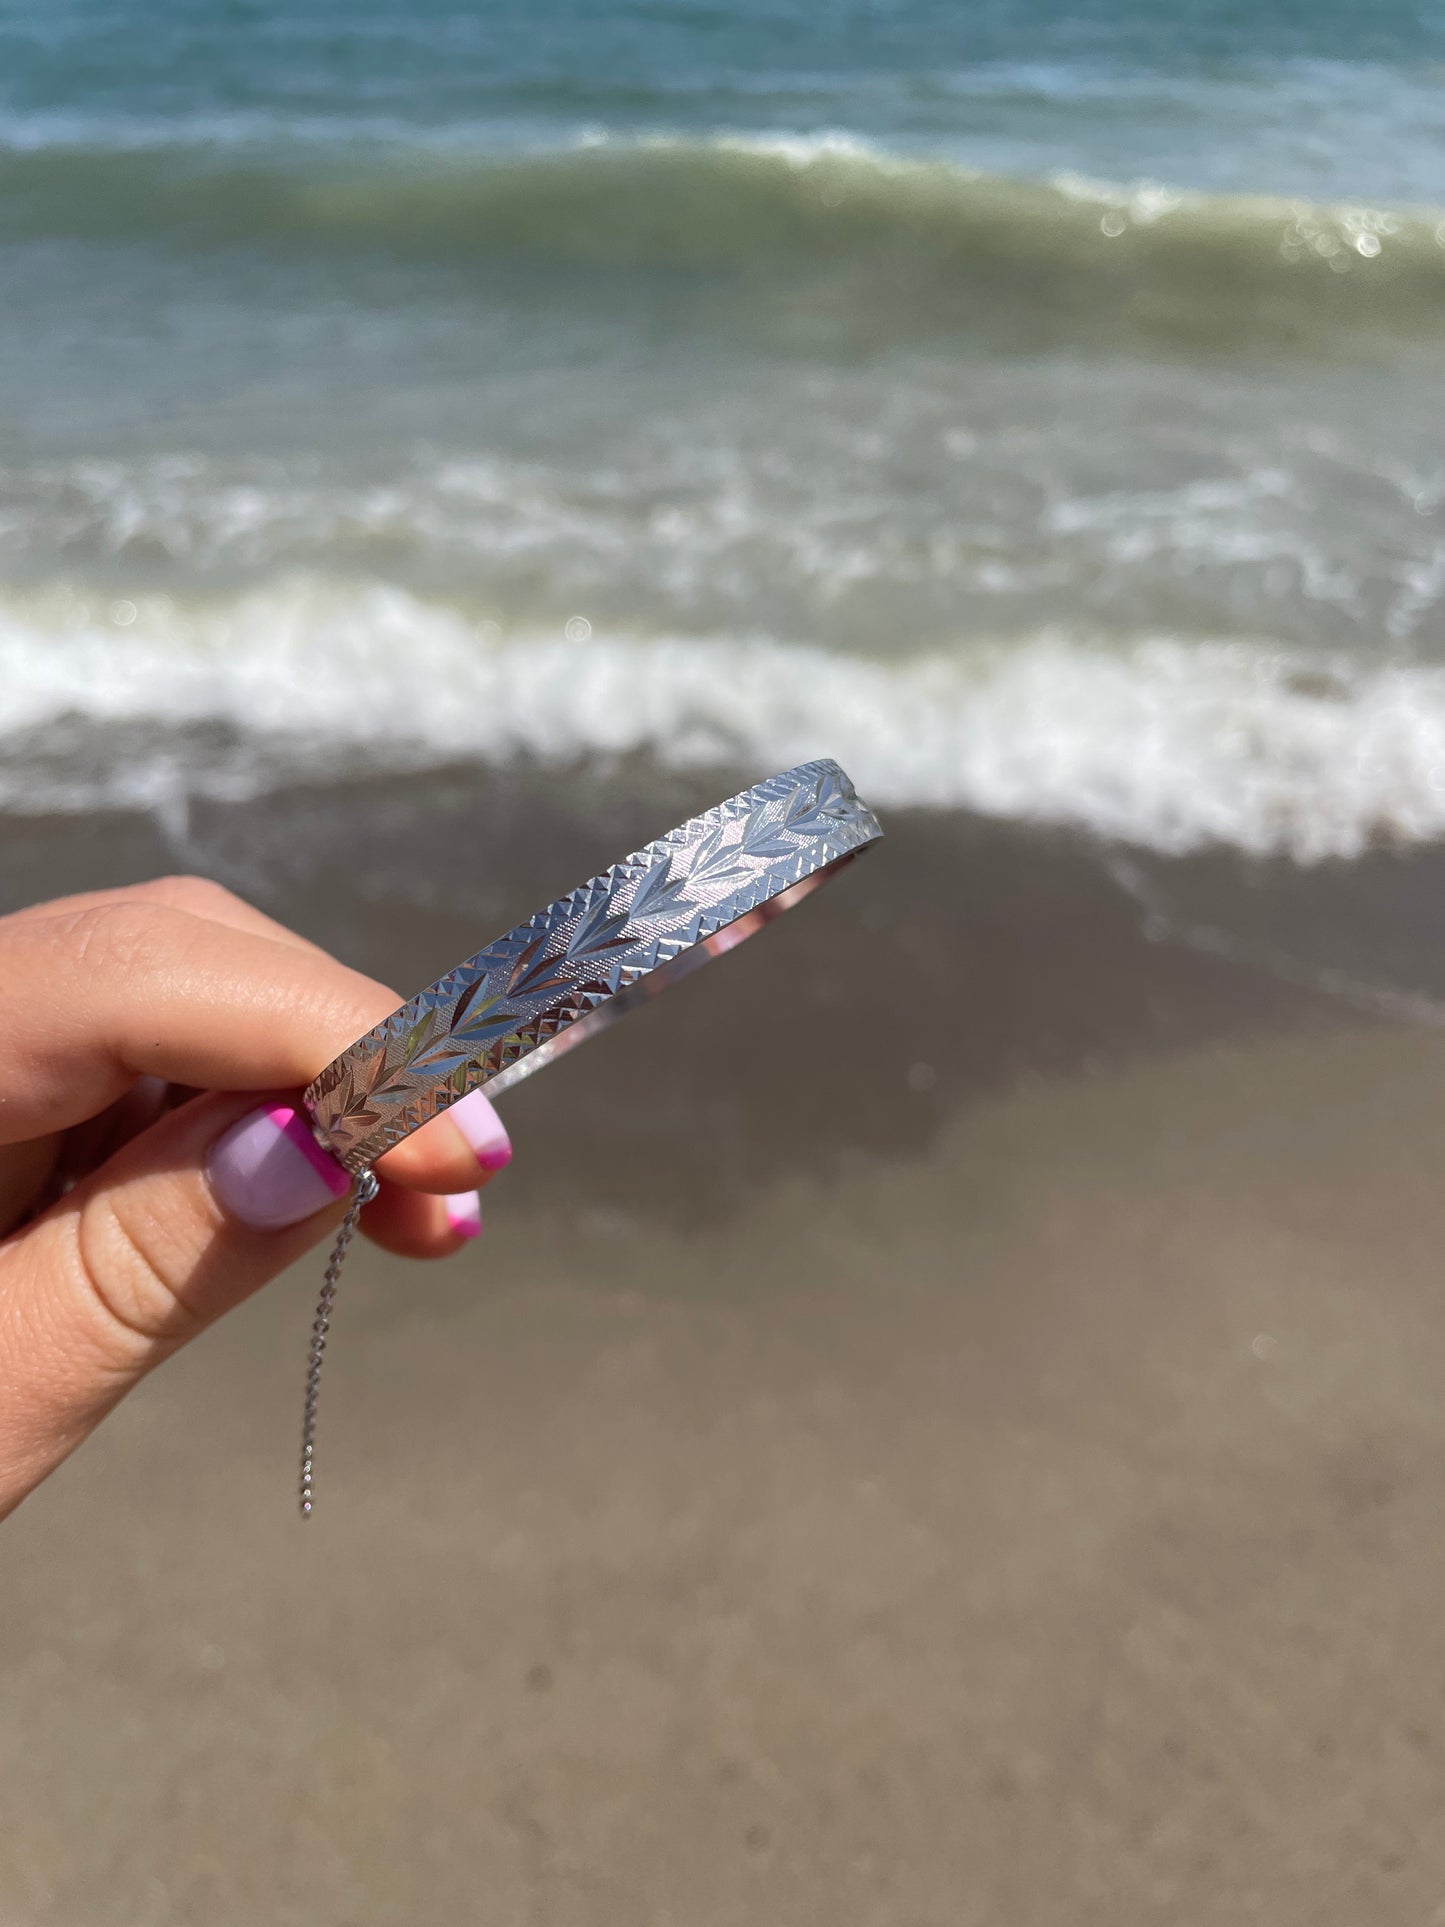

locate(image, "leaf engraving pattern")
[[452, 972, 502, 1028], [684, 819, 753, 890], [505, 934, 573, 1002], [778, 765, 857, 838], [733, 807, 802, 863], [308, 761, 879, 1168], [627, 853, 689, 923], [564, 889, 632, 962]]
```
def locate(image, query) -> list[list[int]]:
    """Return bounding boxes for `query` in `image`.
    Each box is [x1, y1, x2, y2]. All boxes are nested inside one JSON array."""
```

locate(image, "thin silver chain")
[[298, 1167, 379, 1520]]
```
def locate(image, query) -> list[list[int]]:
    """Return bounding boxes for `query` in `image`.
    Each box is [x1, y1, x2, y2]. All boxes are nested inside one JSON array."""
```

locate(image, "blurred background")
[[7, 1, 1445, 1919]]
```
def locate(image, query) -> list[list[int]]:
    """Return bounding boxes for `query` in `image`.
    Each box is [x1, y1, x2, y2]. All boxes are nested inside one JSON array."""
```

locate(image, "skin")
[[0, 875, 502, 1521]]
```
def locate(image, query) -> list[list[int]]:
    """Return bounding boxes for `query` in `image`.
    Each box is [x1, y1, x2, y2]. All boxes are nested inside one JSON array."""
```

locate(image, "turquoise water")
[[5, 0, 1445, 202], [3, 0, 1445, 859]]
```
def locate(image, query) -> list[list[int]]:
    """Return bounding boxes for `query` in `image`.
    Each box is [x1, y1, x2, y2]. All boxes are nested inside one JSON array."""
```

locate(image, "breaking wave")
[[3, 577, 1445, 862], [2, 133, 1444, 355]]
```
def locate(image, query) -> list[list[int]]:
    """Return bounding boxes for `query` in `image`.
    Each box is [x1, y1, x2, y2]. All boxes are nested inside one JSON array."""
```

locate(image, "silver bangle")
[[295, 759, 880, 1517], [304, 759, 882, 1172]]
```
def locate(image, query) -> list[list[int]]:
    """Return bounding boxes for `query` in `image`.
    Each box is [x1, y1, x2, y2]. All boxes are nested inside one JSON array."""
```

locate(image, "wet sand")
[[5, 771, 1445, 1922]]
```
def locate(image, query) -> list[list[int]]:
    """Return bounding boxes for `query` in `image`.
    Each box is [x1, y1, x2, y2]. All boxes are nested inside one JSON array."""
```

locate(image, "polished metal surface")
[[304, 759, 882, 1172]]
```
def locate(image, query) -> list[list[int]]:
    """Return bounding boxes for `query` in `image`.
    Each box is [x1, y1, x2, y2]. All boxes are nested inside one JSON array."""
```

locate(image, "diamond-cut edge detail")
[[305, 760, 881, 1169]]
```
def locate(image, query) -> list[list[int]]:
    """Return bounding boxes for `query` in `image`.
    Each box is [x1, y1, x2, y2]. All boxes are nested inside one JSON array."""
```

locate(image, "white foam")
[[10, 449, 1422, 647], [3, 578, 1445, 862]]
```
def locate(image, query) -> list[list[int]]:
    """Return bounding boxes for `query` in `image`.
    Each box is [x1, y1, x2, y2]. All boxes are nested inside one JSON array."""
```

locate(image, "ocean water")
[[4, 0, 1445, 859]]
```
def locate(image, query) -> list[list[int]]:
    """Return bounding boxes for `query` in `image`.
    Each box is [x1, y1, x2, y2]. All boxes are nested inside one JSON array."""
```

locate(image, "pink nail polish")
[[444, 1190, 483, 1240], [207, 1103, 351, 1230], [448, 1088, 512, 1172]]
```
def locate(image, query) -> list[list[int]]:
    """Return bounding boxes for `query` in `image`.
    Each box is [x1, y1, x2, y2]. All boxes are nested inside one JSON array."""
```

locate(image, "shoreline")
[[1, 759, 1392, 1221]]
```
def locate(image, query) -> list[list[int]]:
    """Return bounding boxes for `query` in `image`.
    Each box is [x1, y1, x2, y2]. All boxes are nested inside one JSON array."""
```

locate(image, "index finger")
[[2, 874, 330, 960], [0, 893, 504, 1196], [0, 896, 399, 1143]]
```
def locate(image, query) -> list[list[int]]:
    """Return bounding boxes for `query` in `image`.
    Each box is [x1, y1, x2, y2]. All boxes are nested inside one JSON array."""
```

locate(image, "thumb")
[[0, 1092, 355, 1517]]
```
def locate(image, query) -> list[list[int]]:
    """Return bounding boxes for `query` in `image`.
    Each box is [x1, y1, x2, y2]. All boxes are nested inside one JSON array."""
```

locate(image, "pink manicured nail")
[[444, 1190, 483, 1240], [448, 1088, 512, 1172], [207, 1104, 351, 1230]]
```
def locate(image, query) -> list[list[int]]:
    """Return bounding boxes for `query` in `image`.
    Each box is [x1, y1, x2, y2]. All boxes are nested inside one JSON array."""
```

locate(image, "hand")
[[0, 876, 513, 1521]]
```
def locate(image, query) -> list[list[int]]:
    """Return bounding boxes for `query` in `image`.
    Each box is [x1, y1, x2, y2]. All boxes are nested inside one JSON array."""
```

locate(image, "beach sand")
[[5, 774, 1445, 1922]]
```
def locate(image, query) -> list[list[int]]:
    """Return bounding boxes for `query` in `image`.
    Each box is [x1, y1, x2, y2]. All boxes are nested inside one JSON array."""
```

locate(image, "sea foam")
[[2, 578, 1444, 863]]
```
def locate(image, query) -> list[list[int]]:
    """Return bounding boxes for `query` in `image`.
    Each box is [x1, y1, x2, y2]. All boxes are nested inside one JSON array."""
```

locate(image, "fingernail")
[[207, 1103, 351, 1230], [449, 1088, 512, 1172], [444, 1190, 483, 1240]]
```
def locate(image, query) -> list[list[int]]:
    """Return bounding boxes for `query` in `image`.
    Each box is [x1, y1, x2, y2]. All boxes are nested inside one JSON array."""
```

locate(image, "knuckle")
[[59, 899, 170, 978], [139, 874, 248, 919], [68, 1188, 204, 1364], [303, 968, 402, 1054]]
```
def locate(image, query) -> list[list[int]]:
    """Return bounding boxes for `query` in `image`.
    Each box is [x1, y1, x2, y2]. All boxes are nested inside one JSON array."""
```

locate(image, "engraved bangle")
[[304, 759, 883, 1173]]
